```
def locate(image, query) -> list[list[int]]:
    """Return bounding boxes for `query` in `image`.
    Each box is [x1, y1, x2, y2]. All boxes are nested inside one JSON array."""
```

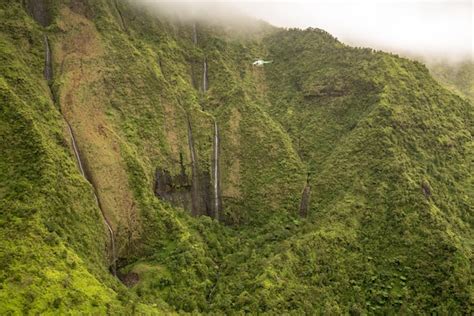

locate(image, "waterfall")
[[92, 189, 117, 276], [187, 116, 199, 216], [65, 122, 117, 275], [43, 35, 52, 82], [43, 35, 116, 275], [203, 60, 208, 92], [213, 120, 220, 220], [65, 122, 85, 176], [192, 23, 198, 45]]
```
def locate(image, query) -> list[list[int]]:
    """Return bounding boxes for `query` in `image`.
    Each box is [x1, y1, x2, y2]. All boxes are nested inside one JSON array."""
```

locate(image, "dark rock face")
[[118, 272, 139, 288], [154, 156, 213, 217], [155, 166, 193, 212], [26, 0, 52, 27], [192, 170, 213, 217], [68, 0, 94, 19], [421, 181, 432, 198]]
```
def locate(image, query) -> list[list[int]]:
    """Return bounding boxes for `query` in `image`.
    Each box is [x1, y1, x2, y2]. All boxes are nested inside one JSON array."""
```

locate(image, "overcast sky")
[[140, 0, 473, 61]]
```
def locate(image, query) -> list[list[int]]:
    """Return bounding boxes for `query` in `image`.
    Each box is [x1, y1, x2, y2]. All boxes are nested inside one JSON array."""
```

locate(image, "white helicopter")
[[252, 59, 273, 67]]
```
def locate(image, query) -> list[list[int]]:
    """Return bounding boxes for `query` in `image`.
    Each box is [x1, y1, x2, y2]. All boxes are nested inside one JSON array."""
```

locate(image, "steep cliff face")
[[0, 0, 472, 314], [25, 0, 53, 27]]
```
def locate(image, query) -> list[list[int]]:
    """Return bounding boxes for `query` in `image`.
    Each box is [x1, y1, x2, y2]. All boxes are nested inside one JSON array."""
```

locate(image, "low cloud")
[[134, 0, 473, 62]]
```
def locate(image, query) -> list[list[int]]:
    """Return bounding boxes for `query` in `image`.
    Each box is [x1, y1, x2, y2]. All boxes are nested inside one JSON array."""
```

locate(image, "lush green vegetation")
[[0, 0, 472, 314], [426, 59, 474, 103]]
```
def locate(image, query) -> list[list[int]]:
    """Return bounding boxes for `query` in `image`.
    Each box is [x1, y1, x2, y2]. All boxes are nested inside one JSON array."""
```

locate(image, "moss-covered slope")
[[0, 0, 472, 314]]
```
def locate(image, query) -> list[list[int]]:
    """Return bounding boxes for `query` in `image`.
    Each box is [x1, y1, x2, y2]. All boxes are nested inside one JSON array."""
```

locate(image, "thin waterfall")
[[43, 35, 116, 275], [43, 35, 52, 82], [65, 122, 85, 176], [92, 188, 117, 276], [203, 59, 208, 92], [213, 120, 220, 220], [66, 122, 117, 275], [187, 116, 199, 216]]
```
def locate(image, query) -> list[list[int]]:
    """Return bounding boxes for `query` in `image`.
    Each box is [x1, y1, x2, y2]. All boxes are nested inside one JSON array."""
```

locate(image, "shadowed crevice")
[[25, 0, 52, 27]]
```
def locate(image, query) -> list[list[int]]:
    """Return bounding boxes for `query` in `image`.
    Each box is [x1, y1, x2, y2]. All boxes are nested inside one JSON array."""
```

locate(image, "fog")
[[136, 0, 473, 62]]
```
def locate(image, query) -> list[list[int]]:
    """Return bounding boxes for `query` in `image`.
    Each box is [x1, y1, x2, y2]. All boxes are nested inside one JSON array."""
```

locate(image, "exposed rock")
[[154, 165, 192, 211], [421, 181, 432, 198], [118, 272, 139, 288], [25, 0, 52, 27]]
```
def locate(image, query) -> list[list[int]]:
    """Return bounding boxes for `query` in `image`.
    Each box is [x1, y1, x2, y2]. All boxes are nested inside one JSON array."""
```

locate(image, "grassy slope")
[[1, 0, 304, 313], [0, 1, 472, 314], [0, 3, 127, 313], [427, 60, 474, 103], [260, 28, 473, 313]]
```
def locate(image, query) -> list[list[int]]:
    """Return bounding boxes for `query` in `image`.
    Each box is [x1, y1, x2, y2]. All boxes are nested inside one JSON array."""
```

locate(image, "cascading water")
[[43, 35, 52, 82], [213, 120, 220, 220], [43, 35, 117, 275], [65, 122, 117, 275], [203, 60, 208, 92], [187, 116, 199, 216], [65, 122, 85, 176]]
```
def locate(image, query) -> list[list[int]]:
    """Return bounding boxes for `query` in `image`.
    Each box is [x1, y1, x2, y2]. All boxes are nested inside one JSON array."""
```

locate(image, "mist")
[[136, 0, 473, 62]]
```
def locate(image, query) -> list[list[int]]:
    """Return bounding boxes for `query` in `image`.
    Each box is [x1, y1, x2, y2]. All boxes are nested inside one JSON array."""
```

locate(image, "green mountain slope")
[[0, 0, 472, 314], [427, 59, 474, 103]]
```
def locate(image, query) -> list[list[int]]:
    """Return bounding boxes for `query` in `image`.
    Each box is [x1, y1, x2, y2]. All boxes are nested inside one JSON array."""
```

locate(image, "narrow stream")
[[203, 60, 208, 92], [186, 116, 199, 216], [43, 35, 52, 81], [213, 120, 220, 220], [44, 34, 117, 275]]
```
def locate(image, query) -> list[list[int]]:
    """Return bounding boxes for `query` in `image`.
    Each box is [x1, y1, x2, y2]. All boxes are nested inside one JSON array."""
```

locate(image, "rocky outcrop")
[[187, 117, 213, 217], [154, 157, 193, 212], [154, 119, 214, 218]]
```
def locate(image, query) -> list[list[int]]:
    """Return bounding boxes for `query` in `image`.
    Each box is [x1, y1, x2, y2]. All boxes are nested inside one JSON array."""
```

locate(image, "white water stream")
[[66, 122, 116, 274], [43, 35, 52, 81], [44, 35, 116, 275], [203, 60, 208, 92], [213, 120, 220, 220]]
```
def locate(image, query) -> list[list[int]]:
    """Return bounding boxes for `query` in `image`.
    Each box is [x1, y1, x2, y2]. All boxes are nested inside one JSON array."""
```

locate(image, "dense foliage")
[[0, 0, 472, 314]]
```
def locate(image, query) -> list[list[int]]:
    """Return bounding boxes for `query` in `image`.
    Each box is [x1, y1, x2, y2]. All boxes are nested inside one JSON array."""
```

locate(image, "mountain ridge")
[[0, 0, 472, 314]]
